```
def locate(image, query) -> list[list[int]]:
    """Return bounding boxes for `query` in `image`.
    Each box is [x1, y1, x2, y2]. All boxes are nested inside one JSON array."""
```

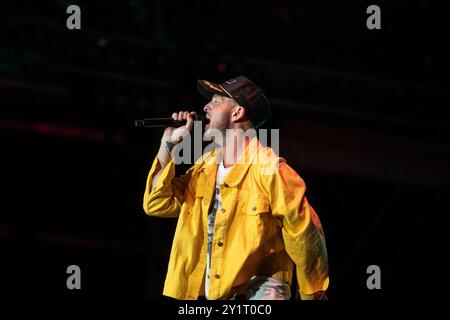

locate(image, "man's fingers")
[[173, 110, 196, 121], [172, 110, 196, 131], [185, 111, 194, 131]]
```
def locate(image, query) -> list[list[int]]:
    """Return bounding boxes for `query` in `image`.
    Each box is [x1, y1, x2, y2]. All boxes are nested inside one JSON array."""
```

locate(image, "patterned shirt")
[[205, 159, 232, 298]]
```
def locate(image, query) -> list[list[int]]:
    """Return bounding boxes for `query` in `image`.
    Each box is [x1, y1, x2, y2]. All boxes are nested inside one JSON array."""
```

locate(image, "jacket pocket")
[[235, 195, 271, 249], [238, 195, 270, 216]]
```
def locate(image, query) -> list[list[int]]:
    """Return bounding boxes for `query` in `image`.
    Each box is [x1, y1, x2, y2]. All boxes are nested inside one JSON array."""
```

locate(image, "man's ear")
[[231, 105, 246, 122]]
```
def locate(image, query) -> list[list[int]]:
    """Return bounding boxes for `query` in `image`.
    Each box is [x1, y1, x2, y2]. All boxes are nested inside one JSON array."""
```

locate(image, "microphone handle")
[[135, 115, 205, 128]]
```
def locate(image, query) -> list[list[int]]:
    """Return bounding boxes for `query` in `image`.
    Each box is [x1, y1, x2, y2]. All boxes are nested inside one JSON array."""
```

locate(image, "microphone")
[[135, 115, 206, 128]]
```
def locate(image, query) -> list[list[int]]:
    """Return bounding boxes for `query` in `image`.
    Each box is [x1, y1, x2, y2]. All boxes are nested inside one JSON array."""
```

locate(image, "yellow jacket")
[[143, 137, 329, 300]]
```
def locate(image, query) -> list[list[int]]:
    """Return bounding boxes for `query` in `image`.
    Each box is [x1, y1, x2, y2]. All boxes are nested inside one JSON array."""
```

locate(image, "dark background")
[[1, 0, 449, 299]]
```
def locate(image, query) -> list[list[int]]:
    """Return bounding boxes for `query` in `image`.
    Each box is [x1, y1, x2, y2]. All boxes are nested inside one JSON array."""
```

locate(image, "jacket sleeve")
[[262, 158, 329, 300], [143, 156, 193, 218]]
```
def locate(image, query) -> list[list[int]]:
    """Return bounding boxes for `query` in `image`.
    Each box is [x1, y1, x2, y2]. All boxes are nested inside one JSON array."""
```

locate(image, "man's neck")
[[221, 131, 253, 168]]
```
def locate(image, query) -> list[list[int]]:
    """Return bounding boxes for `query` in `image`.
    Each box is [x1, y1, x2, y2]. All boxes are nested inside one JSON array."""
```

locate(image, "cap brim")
[[197, 79, 229, 100]]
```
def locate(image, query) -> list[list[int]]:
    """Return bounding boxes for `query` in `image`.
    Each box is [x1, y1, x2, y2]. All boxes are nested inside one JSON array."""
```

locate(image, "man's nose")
[[203, 104, 210, 113]]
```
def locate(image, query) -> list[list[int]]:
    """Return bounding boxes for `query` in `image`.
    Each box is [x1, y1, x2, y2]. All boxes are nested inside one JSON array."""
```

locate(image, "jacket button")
[[217, 241, 223, 247], [252, 206, 257, 211], [220, 208, 226, 213], [214, 274, 220, 279]]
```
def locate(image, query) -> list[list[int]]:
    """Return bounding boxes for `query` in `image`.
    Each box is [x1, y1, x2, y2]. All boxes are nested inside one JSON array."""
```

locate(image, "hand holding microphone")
[[136, 111, 207, 159], [163, 111, 197, 145], [146, 111, 200, 190]]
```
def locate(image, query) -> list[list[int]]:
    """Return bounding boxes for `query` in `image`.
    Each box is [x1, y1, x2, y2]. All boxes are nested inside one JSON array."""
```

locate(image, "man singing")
[[143, 76, 329, 300]]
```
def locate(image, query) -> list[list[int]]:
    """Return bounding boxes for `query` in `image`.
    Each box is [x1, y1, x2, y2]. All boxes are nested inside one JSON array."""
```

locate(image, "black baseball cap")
[[197, 75, 271, 128]]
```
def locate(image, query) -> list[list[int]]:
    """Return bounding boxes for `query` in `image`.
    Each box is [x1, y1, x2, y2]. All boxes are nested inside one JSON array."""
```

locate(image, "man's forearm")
[[151, 135, 175, 191]]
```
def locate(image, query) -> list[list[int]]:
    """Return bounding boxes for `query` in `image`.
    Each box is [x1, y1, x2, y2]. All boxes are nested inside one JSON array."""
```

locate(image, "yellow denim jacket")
[[143, 137, 329, 300]]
